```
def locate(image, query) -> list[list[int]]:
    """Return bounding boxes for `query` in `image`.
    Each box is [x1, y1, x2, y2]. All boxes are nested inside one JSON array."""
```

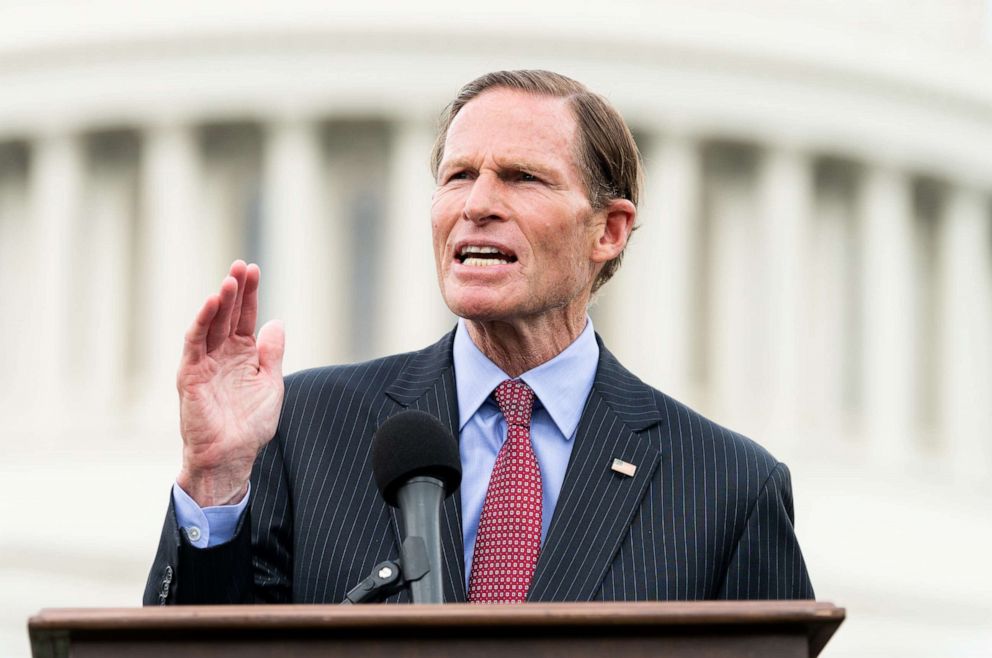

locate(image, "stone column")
[[609, 134, 700, 397], [759, 146, 811, 441], [803, 163, 859, 435], [261, 118, 345, 374], [860, 166, 917, 457], [139, 123, 205, 410], [377, 119, 452, 355], [0, 144, 32, 408], [198, 123, 265, 294], [937, 186, 992, 480], [73, 133, 139, 410], [704, 145, 764, 430], [30, 134, 82, 410]]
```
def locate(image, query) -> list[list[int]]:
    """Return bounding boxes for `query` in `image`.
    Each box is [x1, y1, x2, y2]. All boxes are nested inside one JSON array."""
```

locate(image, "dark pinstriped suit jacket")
[[144, 331, 814, 605]]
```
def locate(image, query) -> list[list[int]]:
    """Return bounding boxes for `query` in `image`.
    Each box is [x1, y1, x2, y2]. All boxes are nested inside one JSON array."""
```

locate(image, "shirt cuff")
[[172, 481, 251, 549]]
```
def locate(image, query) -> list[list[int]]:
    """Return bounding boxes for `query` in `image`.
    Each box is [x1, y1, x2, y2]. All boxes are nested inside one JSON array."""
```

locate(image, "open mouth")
[[456, 245, 518, 267]]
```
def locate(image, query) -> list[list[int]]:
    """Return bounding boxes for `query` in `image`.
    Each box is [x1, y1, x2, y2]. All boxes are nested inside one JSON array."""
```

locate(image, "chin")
[[442, 287, 518, 322]]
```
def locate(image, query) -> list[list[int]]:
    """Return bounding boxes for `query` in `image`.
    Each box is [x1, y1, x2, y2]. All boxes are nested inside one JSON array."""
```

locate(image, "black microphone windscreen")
[[371, 410, 461, 507]]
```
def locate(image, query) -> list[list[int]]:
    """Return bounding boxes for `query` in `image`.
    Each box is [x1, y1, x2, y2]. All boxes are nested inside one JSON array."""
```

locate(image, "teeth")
[[463, 257, 509, 266], [459, 245, 506, 256]]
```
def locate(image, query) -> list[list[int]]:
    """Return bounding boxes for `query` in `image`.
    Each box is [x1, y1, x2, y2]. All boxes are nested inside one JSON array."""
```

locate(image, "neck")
[[465, 308, 588, 377]]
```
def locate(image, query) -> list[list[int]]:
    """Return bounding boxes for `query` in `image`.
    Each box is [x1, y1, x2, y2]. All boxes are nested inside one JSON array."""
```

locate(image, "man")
[[145, 70, 814, 605]]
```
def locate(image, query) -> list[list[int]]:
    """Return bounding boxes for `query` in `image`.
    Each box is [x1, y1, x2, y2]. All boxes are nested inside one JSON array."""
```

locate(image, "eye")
[[446, 169, 472, 183], [516, 171, 541, 183]]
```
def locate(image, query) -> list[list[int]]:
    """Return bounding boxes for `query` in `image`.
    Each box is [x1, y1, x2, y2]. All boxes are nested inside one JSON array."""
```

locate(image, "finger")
[[235, 264, 261, 336], [181, 294, 221, 365], [257, 319, 285, 380], [227, 260, 248, 336], [205, 276, 238, 352]]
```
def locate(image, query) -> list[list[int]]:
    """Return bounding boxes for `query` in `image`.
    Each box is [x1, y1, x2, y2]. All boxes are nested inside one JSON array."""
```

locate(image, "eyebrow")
[[437, 156, 473, 175], [439, 156, 560, 180]]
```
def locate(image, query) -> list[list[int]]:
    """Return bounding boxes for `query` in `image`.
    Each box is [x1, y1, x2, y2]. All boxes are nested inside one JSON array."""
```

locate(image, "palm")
[[180, 336, 282, 467], [176, 261, 285, 506]]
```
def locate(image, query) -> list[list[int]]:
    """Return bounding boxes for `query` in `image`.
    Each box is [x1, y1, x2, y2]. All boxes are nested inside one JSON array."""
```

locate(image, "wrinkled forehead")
[[442, 89, 581, 167]]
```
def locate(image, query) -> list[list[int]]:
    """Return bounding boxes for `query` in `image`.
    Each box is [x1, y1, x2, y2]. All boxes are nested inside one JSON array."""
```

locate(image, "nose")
[[461, 172, 505, 224]]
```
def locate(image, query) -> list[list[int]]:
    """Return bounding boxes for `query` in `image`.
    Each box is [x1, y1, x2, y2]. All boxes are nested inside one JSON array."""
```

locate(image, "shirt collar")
[[452, 317, 599, 440]]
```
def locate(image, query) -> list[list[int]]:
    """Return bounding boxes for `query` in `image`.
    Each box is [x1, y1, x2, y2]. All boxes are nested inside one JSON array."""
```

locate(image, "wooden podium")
[[29, 601, 844, 658]]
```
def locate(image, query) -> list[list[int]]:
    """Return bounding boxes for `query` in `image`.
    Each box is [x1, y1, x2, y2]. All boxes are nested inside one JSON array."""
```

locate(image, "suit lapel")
[[528, 339, 663, 602], [383, 330, 468, 603]]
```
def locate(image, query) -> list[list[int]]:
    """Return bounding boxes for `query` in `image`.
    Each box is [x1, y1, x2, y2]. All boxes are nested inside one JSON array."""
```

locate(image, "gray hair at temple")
[[430, 70, 643, 293]]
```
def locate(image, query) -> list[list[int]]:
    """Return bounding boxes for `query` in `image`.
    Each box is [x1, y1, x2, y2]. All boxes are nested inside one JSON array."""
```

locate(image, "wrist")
[[176, 468, 250, 507]]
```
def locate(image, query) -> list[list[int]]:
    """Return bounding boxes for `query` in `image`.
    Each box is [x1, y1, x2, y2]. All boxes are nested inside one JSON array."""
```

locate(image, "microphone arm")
[[340, 536, 430, 605]]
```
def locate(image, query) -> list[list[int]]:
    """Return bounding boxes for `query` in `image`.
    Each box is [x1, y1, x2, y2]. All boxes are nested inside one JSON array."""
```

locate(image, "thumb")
[[257, 319, 285, 378]]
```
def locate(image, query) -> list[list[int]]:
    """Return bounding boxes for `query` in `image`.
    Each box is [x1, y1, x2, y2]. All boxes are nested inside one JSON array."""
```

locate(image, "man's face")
[[432, 88, 603, 326]]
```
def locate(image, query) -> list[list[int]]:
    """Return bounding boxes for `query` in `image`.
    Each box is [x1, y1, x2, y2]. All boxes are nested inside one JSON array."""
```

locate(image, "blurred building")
[[1, 1, 990, 656]]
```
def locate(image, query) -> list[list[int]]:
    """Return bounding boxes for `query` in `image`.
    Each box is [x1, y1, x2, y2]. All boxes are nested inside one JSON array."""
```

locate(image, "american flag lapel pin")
[[611, 458, 637, 477]]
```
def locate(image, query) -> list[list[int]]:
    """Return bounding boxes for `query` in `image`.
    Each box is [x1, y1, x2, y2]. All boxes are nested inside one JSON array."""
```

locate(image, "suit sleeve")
[[716, 462, 815, 600], [142, 433, 294, 605]]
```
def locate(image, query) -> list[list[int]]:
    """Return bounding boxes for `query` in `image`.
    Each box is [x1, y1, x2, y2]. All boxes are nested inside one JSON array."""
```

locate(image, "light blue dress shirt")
[[174, 317, 600, 587], [452, 318, 598, 584]]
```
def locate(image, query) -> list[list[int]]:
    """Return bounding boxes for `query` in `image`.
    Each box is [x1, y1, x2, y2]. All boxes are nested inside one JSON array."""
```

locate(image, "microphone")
[[371, 410, 461, 604]]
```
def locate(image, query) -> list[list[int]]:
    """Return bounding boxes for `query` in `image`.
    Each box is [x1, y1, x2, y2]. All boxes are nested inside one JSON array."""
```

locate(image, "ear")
[[590, 198, 637, 264]]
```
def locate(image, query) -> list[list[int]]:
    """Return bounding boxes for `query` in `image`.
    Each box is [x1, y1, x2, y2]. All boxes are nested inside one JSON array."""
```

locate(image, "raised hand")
[[175, 260, 285, 507]]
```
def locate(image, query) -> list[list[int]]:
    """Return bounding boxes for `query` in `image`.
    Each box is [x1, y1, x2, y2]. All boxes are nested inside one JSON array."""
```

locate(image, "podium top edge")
[[29, 600, 845, 631]]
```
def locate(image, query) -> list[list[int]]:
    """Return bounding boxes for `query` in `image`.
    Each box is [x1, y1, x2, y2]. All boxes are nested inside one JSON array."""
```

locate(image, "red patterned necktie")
[[468, 379, 542, 604]]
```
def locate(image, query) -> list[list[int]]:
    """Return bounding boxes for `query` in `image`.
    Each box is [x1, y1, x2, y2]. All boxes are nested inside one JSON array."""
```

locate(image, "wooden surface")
[[29, 601, 845, 658]]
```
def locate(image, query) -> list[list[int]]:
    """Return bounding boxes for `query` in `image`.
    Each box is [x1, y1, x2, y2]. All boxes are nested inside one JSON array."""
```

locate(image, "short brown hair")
[[431, 70, 642, 293]]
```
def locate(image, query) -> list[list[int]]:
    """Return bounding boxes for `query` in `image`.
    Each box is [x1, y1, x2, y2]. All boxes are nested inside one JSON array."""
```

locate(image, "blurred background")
[[1, 1, 991, 655]]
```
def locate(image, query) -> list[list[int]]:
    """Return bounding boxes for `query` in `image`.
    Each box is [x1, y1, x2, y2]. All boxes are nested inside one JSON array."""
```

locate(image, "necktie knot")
[[494, 379, 535, 427]]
